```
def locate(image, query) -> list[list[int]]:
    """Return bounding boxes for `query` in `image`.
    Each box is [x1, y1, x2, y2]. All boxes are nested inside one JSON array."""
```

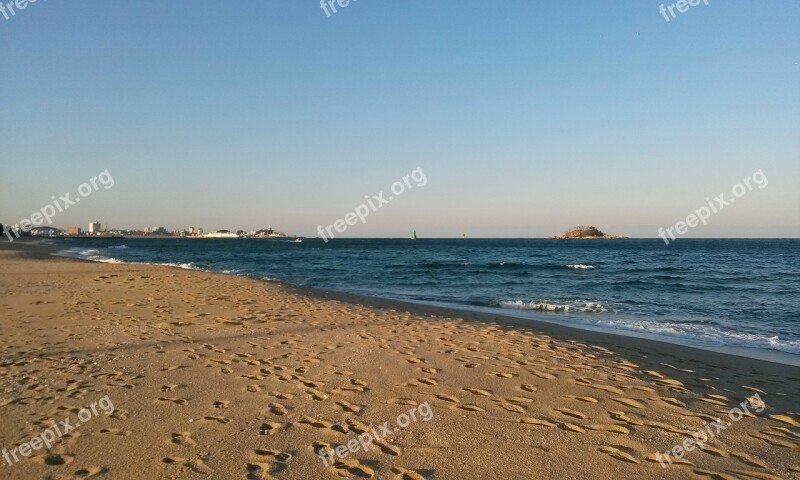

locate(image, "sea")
[[50, 238, 800, 364]]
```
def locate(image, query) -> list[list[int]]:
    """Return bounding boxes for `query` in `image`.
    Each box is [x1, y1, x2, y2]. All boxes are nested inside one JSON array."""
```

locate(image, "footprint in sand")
[[390, 466, 429, 480], [346, 419, 371, 434], [163, 457, 214, 475], [373, 438, 402, 456], [462, 387, 492, 397], [612, 398, 646, 409], [156, 397, 189, 405], [488, 371, 514, 379], [212, 400, 230, 409], [553, 407, 587, 420], [171, 432, 198, 446], [73, 466, 108, 478], [198, 416, 231, 424], [99, 428, 131, 436], [699, 394, 729, 407], [691, 468, 742, 479], [333, 459, 375, 478], [406, 378, 438, 387], [585, 424, 630, 434], [750, 431, 797, 448], [302, 388, 326, 401], [298, 416, 335, 429], [658, 396, 687, 408], [558, 422, 586, 433], [498, 402, 526, 414], [433, 394, 460, 403], [520, 417, 556, 427], [696, 443, 728, 457], [769, 414, 800, 428], [730, 451, 768, 469], [644, 453, 692, 466], [504, 396, 534, 405], [32, 453, 74, 466], [598, 446, 639, 464], [268, 391, 295, 400], [454, 404, 485, 412], [563, 395, 598, 403], [574, 377, 625, 394], [246, 461, 280, 480], [336, 400, 363, 413], [388, 398, 418, 406], [254, 449, 292, 462], [259, 422, 284, 435]]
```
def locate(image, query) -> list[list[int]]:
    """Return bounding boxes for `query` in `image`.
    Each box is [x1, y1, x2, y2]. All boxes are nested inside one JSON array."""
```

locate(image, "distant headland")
[[550, 225, 627, 239]]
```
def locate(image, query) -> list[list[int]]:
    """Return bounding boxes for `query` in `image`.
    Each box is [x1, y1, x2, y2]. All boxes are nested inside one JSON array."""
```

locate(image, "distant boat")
[[292, 237, 303, 243], [412, 230, 417, 240]]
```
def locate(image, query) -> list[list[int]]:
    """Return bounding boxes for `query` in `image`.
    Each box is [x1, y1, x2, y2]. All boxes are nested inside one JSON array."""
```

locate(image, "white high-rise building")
[[89, 222, 102, 234]]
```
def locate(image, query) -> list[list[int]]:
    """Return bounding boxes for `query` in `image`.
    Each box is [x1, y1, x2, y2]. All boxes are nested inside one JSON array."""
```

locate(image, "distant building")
[[89, 222, 102, 234], [65, 226, 81, 235], [30, 226, 62, 236]]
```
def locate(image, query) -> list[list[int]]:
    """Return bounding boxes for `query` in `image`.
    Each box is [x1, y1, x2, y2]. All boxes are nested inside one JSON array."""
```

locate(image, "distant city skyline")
[[1, 1, 798, 238]]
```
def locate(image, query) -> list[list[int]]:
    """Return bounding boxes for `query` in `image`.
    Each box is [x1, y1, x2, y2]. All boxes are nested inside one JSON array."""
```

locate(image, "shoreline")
[[1, 240, 798, 478], [23, 238, 800, 367], [5, 239, 800, 383]]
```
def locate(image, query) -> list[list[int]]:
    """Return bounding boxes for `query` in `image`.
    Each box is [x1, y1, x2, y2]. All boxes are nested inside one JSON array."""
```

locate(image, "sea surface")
[[51, 238, 800, 361]]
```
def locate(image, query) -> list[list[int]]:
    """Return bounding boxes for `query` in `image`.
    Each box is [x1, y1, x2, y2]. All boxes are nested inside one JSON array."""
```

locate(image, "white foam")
[[496, 302, 800, 355], [160, 262, 206, 271], [54, 247, 124, 264], [500, 300, 607, 313], [566, 264, 594, 269]]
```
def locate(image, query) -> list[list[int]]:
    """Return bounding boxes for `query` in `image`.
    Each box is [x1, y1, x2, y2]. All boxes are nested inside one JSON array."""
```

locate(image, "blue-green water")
[[53, 238, 800, 357]]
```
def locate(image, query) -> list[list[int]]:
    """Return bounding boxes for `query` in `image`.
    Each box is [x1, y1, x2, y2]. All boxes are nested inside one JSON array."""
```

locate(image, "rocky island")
[[550, 225, 627, 239]]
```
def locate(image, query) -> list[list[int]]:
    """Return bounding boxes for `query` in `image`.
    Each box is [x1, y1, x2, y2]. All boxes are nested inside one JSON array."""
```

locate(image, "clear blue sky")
[[1, 1, 798, 237]]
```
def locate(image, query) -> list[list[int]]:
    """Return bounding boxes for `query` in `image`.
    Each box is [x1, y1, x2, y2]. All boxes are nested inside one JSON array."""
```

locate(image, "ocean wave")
[[54, 247, 124, 264], [489, 262, 530, 270], [159, 262, 207, 271], [499, 300, 607, 313], [557, 315, 800, 355], [495, 297, 800, 355], [566, 264, 594, 270], [107, 245, 128, 249]]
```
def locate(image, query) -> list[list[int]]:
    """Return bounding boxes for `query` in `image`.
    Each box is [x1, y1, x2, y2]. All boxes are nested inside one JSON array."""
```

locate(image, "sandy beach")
[[0, 243, 798, 480]]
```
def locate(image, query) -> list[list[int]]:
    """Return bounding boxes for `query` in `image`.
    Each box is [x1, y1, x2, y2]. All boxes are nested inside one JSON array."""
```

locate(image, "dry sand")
[[0, 243, 798, 479]]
